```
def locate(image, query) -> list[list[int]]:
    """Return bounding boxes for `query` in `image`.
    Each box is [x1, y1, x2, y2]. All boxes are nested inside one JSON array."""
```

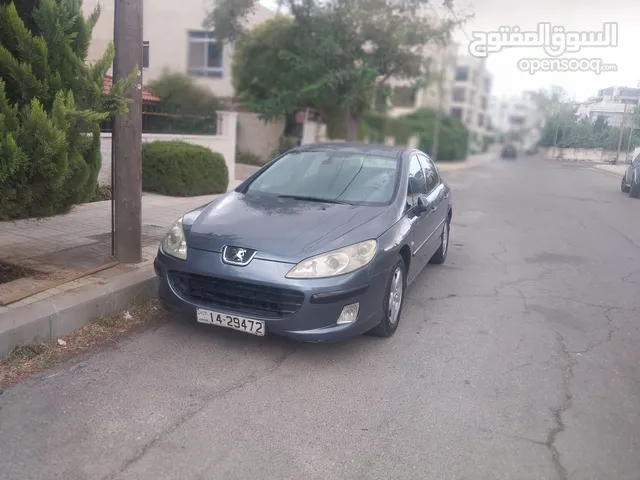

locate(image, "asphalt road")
[[1, 156, 639, 480]]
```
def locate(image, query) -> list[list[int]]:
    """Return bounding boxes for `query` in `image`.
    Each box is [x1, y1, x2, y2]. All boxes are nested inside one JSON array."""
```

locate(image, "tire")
[[621, 176, 631, 193], [369, 256, 406, 338], [429, 217, 450, 265]]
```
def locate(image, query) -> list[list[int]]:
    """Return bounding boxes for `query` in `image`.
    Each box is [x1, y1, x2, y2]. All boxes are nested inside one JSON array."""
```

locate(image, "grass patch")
[[0, 261, 40, 285], [0, 299, 167, 388]]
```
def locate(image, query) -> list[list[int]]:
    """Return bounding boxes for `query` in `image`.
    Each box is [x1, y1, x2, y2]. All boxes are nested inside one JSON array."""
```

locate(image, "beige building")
[[449, 55, 493, 153], [83, 0, 284, 161], [386, 43, 458, 119], [83, 0, 277, 98]]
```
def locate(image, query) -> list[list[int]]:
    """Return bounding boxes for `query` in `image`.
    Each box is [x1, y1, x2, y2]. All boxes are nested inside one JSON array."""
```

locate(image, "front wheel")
[[369, 257, 406, 338], [621, 176, 631, 193]]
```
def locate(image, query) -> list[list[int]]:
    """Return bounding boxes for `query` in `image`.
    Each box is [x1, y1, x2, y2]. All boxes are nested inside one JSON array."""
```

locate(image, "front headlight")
[[286, 240, 378, 279], [161, 217, 187, 260]]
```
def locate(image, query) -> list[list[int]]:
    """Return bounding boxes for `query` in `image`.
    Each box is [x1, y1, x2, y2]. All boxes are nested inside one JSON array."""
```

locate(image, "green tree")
[[211, 0, 461, 140], [361, 108, 469, 161], [0, 0, 132, 220]]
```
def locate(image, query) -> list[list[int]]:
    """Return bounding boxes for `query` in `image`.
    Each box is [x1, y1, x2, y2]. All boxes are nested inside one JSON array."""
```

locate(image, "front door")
[[406, 154, 438, 279]]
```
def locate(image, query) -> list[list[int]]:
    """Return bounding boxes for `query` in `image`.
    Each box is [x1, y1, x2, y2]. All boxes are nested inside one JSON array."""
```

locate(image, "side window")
[[418, 154, 441, 193], [407, 154, 428, 207], [633, 155, 640, 166]]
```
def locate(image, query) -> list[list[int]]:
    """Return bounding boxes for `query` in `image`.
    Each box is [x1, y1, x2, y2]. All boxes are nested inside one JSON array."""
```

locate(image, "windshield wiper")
[[277, 194, 353, 205]]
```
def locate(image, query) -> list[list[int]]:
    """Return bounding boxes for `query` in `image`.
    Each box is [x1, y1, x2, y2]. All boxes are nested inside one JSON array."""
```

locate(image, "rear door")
[[416, 153, 447, 260]]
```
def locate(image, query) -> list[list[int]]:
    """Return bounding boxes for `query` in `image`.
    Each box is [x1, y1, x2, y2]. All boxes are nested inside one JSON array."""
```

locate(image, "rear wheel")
[[429, 218, 450, 265], [621, 176, 631, 193], [369, 256, 405, 338]]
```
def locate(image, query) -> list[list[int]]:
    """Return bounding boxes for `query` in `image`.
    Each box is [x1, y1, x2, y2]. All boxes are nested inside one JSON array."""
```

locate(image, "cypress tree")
[[0, 0, 132, 219]]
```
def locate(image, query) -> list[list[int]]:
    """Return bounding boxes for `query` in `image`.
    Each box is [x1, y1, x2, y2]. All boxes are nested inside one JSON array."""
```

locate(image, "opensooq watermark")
[[517, 57, 617, 75], [467, 22, 619, 75], [468, 22, 618, 58]]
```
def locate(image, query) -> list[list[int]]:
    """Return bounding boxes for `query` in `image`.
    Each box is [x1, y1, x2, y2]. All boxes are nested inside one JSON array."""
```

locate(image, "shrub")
[[236, 150, 265, 166], [361, 109, 469, 161], [147, 72, 220, 134], [0, 0, 131, 220], [142, 141, 229, 196]]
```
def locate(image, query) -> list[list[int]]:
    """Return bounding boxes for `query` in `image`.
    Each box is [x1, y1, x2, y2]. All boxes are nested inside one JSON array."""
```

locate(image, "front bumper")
[[154, 248, 390, 342]]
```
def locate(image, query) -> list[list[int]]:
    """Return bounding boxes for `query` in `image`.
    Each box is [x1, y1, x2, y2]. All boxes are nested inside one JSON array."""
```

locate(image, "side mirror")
[[416, 196, 428, 213]]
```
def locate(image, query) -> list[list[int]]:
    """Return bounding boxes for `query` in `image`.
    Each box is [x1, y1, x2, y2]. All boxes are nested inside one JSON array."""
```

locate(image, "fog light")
[[337, 302, 359, 325]]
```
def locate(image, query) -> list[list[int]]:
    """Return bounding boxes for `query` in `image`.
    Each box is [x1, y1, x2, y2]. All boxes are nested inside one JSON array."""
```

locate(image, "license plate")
[[196, 308, 265, 336]]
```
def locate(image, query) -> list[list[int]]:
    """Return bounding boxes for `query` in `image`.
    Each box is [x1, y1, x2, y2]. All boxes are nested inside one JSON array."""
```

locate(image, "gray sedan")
[[621, 153, 640, 198], [154, 143, 453, 342]]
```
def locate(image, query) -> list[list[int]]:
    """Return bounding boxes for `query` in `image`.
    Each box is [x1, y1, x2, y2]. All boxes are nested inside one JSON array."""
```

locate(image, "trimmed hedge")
[[142, 141, 229, 196]]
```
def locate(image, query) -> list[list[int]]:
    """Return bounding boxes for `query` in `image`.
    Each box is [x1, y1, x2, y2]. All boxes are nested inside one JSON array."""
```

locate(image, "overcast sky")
[[259, 0, 640, 102]]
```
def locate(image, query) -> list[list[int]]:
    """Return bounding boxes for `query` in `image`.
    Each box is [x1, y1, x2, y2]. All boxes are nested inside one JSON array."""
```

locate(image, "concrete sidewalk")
[[0, 152, 495, 358], [0, 182, 240, 358], [593, 164, 627, 176]]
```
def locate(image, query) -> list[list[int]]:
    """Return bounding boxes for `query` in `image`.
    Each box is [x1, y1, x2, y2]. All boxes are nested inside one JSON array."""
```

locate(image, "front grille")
[[169, 272, 305, 318]]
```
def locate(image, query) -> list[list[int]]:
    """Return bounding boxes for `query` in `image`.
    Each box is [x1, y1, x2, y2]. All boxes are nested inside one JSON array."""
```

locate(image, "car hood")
[[184, 192, 391, 263]]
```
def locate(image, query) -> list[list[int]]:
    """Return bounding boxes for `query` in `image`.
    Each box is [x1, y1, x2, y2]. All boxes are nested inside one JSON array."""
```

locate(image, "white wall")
[[542, 147, 618, 163], [237, 113, 285, 161], [99, 111, 237, 186]]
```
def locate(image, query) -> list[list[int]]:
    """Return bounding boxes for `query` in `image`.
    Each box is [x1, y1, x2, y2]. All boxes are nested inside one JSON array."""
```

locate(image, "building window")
[[455, 66, 468, 82], [187, 31, 223, 78], [451, 107, 463, 119], [478, 113, 484, 126], [481, 96, 487, 110], [142, 41, 149, 68], [391, 86, 417, 107], [453, 87, 466, 102]]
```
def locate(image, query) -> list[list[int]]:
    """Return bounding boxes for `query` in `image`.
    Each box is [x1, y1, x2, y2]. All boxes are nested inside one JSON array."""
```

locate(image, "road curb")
[[0, 265, 157, 359], [591, 166, 626, 179]]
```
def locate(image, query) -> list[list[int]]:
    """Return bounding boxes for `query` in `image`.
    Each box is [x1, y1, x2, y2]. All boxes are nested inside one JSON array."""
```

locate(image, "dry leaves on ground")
[[0, 299, 167, 388]]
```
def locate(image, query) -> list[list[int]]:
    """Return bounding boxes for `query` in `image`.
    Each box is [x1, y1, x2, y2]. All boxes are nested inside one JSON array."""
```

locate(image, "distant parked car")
[[621, 153, 640, 198], [500, 144, 518, 159], [154, 143, 453, 342], [524, 146, 538, 156]]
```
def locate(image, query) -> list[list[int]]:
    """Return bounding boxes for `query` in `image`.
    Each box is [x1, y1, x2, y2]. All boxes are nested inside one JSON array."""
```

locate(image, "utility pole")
[[625, 104, 638, 161], [112, 0, 143, 263], [553, 123, 561, 158], [615, 103, 629, 165], [465, 125, 473, 159], [431, 53, 450, 162]]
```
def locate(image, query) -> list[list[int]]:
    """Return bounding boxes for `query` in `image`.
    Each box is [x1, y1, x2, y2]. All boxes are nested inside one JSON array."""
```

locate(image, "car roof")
[[291, 142, 405, 158]]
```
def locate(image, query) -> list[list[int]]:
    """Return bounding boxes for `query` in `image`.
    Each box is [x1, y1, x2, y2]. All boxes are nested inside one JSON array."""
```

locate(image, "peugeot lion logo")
[[234, 248, 246, 263], [222, 246, 256, 266]]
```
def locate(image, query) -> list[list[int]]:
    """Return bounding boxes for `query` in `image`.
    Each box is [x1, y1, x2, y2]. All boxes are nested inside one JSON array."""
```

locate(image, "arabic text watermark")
[[517, 57, 618, 75], [469, 22, 618, 58]]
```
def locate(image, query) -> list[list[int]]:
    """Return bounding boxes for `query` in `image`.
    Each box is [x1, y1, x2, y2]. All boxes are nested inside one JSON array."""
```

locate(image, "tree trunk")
[[344, 108, 358, 142]]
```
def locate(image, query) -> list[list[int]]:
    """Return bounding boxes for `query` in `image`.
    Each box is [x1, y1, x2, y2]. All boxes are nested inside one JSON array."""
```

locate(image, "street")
[[1, 156, 639, 480]]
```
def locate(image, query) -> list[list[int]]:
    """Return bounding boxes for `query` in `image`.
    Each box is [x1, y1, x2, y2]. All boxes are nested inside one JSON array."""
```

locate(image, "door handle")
[[429, 205, 437, 213]]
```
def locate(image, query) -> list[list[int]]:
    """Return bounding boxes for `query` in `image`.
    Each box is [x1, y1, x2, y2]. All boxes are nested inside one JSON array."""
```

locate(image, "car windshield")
[[245, 150, 399, 205]]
